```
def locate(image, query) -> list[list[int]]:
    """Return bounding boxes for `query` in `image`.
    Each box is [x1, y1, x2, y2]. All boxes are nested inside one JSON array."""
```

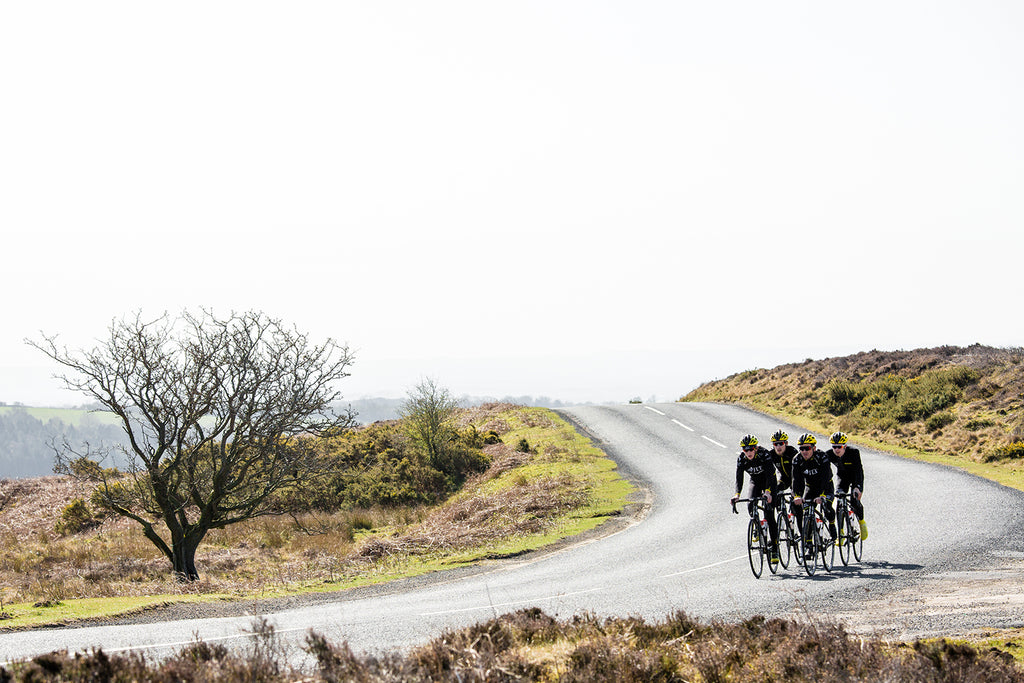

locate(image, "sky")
[[2, 1, 1023, 407]]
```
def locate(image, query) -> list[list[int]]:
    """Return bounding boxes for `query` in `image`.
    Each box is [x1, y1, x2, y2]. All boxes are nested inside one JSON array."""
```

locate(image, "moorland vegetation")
[[681, 344, 1024, 490], [4, 608, 1023, 682]]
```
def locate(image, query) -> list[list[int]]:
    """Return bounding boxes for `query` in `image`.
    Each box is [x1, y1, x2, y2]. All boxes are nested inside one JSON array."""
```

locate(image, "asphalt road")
[[2, 402, 1023, 667]]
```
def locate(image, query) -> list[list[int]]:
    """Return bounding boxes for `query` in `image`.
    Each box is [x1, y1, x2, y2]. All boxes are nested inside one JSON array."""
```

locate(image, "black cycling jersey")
[[828, 446, 865, 492], [791, 448, 835, 498], [735, 446, 780, 496], [772, 445, 799, 490]]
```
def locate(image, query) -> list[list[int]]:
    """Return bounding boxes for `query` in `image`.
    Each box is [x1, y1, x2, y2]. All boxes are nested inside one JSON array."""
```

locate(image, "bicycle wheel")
[[837, 503, 850, 566], [802, 513, 817, 577], [850, 512, 863, 562], [747, 517, 764, 578], [765, 519, 779, 575], [818, 516, 834, 572], [776, 510, 791, 569], [789, 511, 804, 566]]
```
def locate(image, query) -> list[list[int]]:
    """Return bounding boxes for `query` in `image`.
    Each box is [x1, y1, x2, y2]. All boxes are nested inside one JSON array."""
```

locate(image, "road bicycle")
[[732, 495, 779, 578], [799, 495, 834, 576], [776, 491, 803, 569], [835, 491, 863, 565]]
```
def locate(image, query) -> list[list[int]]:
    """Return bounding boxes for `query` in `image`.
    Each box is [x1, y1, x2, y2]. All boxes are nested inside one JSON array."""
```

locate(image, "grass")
[[0, 406, 122, 427], [720, 400, 1024, 492], [0, 594, 227, 630], [0, 404, 635, 630], [681, 345, 1024, 494]]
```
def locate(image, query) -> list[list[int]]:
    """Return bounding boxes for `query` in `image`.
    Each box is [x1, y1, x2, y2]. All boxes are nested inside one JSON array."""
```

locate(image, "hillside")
[[681, 345, 1024, 482]]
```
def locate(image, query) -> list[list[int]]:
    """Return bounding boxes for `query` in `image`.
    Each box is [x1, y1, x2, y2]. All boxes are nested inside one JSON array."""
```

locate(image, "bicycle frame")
[[799, 495, 834, 576], [733, 496, 778, 578]]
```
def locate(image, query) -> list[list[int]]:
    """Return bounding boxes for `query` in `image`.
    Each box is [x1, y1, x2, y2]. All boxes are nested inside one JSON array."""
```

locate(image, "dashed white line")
[[702, 435, 727, 448], [661, 556, 745, 578], [420, 587, 605, 616], [643, 406, 666, 416], [671, 419, 695, 432]]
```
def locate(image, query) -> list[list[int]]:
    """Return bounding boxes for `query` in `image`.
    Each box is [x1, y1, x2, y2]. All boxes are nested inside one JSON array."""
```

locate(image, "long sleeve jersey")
[[791, 449, 835, 496], [772, 445, 799, 489], [734, 446, 780, 496], [828, 446, 865, 490]]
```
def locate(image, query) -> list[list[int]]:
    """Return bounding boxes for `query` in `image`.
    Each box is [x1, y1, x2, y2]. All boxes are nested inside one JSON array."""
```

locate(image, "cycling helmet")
[[771, 430, 788, 443], [739, 434, 759, 448], [797, 433, 817, 446], [830, 431, 849, 445]]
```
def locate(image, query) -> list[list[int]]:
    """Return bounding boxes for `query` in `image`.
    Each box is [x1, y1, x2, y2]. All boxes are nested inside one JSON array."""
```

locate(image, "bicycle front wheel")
[[838, 508, 851, 566], [747, 517, 764, 578], [850, 512, 863, 562]]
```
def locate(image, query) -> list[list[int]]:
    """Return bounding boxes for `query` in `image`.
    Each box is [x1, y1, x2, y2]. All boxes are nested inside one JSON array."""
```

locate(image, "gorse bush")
[[817, 368, 980, 428], [54, 498, 100, 536], [926, 411, 956, 432]]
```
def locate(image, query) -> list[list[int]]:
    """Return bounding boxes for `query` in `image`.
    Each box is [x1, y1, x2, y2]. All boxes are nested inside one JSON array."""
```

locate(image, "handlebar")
[[731, 495, 769, 514]]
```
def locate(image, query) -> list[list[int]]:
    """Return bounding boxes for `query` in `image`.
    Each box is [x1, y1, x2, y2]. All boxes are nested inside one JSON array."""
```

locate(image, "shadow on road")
[[829, 560, 924, 580]]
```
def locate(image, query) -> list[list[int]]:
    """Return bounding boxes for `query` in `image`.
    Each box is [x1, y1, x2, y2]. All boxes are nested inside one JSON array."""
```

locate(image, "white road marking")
[[644, 406, 666, 415], [420, 587, 605, 616], [672, 419, 695, 431], [702, 435, 727, 448], [661, 556, 745, 578]]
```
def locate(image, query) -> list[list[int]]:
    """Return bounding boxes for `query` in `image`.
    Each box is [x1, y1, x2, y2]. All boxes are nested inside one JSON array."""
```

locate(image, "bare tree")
[[29, 310, 356, 581], [399, 378, 459, 473]]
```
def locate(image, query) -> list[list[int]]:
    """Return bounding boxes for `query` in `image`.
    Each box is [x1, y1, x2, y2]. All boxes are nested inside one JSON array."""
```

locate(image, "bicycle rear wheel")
[[789, 511, 804, 566], [747, 517, 764, 578], [818, 517, 834, 572], [766, 522, 779, 575], [802, 514, 817, 577], [776, 510, 791, 569]]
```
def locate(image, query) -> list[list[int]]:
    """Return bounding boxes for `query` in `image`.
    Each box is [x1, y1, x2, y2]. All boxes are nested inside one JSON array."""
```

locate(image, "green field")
[[0, 406, 122, 426]]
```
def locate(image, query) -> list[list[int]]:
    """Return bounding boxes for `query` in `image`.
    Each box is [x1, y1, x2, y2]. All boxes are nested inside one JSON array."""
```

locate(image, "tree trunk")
[[171, 530, 205, 582]]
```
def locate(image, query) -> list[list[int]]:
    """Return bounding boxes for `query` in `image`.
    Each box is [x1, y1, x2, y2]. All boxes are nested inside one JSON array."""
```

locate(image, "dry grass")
[[5, 609, 1021, 682], [0, 404, 608, 608], [682, 345, 1024, 466]]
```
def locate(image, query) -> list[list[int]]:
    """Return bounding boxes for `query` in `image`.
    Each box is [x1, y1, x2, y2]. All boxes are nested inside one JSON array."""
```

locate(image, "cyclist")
[[827, 431, 868, 540], [731, 434, 781, 562], [791, 433, 837, 558], [771, 429, 800, 517]]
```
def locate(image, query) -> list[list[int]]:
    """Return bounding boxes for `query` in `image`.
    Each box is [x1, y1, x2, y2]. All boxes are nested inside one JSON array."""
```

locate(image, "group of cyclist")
[[732, 429, 867, 563]]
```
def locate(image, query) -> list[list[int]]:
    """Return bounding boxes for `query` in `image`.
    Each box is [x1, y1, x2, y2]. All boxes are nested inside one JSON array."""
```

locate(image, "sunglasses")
[[799, 446, 814, 451], [742, 446, 757, 452], [773, 442, 786, 446], [832, 444, 845, 449]]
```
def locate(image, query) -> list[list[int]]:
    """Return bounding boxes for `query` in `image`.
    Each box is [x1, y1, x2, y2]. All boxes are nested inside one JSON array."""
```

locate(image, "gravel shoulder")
[[830, 551, 1024, 642]]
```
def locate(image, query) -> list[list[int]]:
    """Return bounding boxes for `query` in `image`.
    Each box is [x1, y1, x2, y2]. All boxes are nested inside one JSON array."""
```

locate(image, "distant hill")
[[680, 344, 1024, 464], [0, 395, 588, 478]]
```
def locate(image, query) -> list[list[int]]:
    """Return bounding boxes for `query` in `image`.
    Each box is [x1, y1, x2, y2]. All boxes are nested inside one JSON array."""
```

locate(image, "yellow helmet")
[[830, 431, 849, 445], [771, 430, 788, 443], [797, 433, 817, 446], [740, 434, 759, 448]]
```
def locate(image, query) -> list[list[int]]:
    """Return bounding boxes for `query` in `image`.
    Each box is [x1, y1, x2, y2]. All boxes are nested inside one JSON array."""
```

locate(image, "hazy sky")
[[3, 2, 1022, 406]]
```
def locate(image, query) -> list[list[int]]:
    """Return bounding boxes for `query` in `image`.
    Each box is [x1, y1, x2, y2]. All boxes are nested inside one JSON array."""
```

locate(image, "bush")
[[985, 441, 1024, 462], [925, 412, 956, 432], [818, 380, 866, 415], [54, 498, 100, 535]]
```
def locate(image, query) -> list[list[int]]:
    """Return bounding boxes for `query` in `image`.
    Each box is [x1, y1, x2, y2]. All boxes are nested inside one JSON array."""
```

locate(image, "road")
[[2, 402, 1023, 666]]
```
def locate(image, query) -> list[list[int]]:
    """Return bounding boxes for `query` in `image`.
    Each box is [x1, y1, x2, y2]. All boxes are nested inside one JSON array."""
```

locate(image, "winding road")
[[2, 402, 1023, 666]]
